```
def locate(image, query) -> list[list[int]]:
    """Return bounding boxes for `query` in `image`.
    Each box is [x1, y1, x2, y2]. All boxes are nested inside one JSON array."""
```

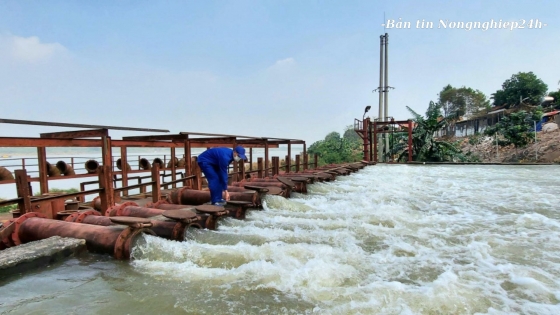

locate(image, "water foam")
[[130, 165, 560, 314]]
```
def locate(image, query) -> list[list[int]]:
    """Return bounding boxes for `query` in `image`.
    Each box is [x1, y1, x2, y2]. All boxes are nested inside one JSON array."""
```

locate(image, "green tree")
[[438, 85, 490, 119], [492, 72, 548, 108], [308, 128, 362, 165], [484, 107, 543, 152], [392, 101, 468, 162]]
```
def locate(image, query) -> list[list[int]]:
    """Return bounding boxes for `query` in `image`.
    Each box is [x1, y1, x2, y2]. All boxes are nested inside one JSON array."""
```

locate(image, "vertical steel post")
[[101, 134, 113, 185], [249, 148, 253, 172], [185, 138, 192, 188], [240, 159, 245, 181], [15, 169, 32, 215], [192, 156, 201, 190], [368, 120, 373, 162], [302, 143, 307, 170], [295, 155, 300, 173], [271, 157, 276, 176], [232, 155, 238, 183], [120, 146, 128, 196], [287, 143, 292, 173], [373, 121, 378, 163], [231, 138, 237, 182], [314, 154, 318, 169], [257, 157, 263, 178], [37, 147, 48, 194], [408, 120, 413, 162], [170, 147, 176, 188], [98, 165, 114, 215], [151, 164, 161, 203], [264, 140, 269, 178], [363, 118, 370, 161]]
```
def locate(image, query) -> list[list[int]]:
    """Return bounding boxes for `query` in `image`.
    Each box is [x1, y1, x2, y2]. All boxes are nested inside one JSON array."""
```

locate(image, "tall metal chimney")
[[378, 35, 385, 124], [384, 33, 389, 122]]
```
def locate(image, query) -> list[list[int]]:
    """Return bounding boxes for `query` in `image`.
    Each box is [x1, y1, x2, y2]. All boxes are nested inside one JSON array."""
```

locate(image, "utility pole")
[[383, 33, 390, 159], [375, 34, 385, 162], [373, 32, 394, 162]]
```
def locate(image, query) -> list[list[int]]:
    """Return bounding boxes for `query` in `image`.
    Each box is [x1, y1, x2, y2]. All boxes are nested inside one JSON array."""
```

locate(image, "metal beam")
[[122, 134, 188, 141], [0, 118, 169, 132], [40, 129, 108, 139], [0, 137, 280, 148], [180, 131, 303, 142]]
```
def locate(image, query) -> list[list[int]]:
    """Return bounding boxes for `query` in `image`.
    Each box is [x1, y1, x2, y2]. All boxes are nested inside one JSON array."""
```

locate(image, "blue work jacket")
[[197, 147, 234, 190]]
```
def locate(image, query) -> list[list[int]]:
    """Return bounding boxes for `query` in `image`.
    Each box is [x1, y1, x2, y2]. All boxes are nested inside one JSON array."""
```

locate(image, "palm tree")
[[394, 101, 465, 162]]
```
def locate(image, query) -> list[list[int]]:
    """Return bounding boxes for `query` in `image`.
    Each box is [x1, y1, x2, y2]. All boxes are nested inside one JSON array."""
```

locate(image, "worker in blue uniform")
[[197, 146, 247, 206]]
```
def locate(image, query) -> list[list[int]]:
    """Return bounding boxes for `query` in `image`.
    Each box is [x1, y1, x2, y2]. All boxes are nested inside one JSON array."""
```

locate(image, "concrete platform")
[[0, 236, 86, 277]]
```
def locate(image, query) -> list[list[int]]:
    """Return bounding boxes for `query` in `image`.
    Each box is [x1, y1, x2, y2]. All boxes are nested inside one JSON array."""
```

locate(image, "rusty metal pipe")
[[139, 158, 151, 170], [226, 186, 255, 193], [233, 181, 286, 189], [14, 215, 152, 259], [46, 162, 61, 177], [56, 161, 76, 176], [247, 178, 307, 193], [149, 203, 195, 211], [275, 174, 318, 183], [116, 158, 131, 171], [152, 158, 164, 169], [85, 160, 99, 174], [232, 182, 290, 198], [167, 157, 179, 169], [106, 203, 165, 218], [167, 187, 259, 206], [66, 211, 197, 241], [177, 158, 185, 168], [92, 198, 135, 212], [0, 166, 14, 181], [233, 181, 288, 191]]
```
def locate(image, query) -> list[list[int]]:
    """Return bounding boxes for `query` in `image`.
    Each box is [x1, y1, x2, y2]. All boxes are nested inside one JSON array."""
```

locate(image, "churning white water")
[[129, 164, 560, 314], [1, 164, 560, 315]]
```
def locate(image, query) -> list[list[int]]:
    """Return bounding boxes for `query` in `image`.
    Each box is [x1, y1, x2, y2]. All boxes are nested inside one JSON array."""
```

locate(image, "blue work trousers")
[[198, 162, 223, 203]]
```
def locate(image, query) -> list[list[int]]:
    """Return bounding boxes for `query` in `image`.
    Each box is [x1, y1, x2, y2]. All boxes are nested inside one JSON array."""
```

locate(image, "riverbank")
[[457, 129, 560, 163]]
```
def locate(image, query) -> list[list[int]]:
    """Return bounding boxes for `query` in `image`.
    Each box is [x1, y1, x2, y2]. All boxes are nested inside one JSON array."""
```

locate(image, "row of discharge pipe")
[[0, 162, 368, 260], [0, 157, 184, 180]]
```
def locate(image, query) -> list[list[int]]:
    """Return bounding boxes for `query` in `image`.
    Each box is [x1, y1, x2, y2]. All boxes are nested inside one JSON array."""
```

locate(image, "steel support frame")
[[371, 119, 413, 163]]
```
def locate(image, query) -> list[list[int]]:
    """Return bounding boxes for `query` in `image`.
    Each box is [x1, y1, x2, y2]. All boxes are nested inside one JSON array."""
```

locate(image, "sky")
[[0, 0, 558, 144]]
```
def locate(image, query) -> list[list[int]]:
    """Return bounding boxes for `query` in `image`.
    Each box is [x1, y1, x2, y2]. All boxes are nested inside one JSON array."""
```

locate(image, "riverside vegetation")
[[309, 71, 559, 164]]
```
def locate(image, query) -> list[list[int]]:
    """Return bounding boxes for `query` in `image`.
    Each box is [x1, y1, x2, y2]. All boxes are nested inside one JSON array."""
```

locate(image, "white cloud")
[[1, 34, 67, 63]]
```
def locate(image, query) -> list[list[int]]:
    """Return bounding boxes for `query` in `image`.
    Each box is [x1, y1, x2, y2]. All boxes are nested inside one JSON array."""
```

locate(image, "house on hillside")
[[435, 105, 506, 138]]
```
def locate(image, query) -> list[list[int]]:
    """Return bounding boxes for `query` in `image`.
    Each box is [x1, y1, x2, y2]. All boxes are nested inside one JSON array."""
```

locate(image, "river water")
[[1, 165, 560, 314]]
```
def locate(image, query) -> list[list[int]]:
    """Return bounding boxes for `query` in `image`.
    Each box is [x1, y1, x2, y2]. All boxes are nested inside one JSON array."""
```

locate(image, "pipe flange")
[[91, 196, 101, 210], [75, 210, 102, 223], [172, 222, 202, 242], [64, 212, 81, 222], [171, 222, 189, 241], [105, 201, 138, 217], [10, 212, 47, 246], [113, 227, 156, 260], [1, 218, 16, 248], [176, 187, 192, 205]]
